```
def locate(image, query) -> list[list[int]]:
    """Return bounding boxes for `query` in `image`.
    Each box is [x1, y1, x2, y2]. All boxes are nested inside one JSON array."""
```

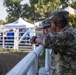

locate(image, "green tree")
[[3, 0, 64, 23], [32, 0, 61, 19], [71, 1, 76, 9], [0, 20, 5, 25], [3, 0, 33, 23], [60, 0, 76, 9], [69, 14, 76, 29], [3, 0, 22, 23]]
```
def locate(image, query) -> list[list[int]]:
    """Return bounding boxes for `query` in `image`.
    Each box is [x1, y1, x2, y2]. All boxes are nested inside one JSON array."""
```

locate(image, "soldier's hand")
[[30, 36, 44, 45], [30, 36, 37, 44]]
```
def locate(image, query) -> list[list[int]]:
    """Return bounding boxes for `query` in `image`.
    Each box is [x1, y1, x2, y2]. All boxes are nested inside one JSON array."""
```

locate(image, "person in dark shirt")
[[7, 29, 14, 48]]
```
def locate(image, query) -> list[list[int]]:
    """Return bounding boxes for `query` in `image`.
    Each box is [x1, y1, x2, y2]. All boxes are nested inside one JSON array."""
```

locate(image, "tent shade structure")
[[64, 6, 76, 14], [4, 17, 34, 29]]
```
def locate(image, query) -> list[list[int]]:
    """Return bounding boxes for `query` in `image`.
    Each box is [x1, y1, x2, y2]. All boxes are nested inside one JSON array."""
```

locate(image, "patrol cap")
[[51, 9, 69, 22], [41, 18, 52, 28]]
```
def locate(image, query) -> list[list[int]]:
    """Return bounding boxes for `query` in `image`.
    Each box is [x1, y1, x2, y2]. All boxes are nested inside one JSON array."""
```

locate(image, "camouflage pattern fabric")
[[41, 18, 52, 28], [50, 10, 69, 23], [43, 25, 76, 75]]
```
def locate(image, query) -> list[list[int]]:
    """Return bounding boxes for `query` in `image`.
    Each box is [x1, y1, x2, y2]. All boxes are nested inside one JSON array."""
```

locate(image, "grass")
[[0, 48, 29, 56]]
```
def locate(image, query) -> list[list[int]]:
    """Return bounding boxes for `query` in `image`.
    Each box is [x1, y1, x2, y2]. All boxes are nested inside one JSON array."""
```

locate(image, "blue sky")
[[0, 0, 29, 21]]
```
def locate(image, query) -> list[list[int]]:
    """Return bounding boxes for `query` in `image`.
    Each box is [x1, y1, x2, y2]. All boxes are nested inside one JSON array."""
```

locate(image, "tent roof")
[[64, 6, 76, 14], [4, 17, 34, 28]]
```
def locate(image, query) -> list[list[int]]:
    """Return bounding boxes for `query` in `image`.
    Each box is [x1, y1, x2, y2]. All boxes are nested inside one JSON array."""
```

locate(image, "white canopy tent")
[[3, 18, 34, 50], [64, 6, 76, 14], [4, 17, 34, 29]]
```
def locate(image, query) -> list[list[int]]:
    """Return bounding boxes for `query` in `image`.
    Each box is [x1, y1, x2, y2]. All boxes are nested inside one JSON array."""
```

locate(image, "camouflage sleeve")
[[43, 31, 74, 52]]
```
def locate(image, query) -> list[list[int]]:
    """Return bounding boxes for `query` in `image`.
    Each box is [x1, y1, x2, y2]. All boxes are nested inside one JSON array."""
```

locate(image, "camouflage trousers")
[[52, 69, 76, 75]]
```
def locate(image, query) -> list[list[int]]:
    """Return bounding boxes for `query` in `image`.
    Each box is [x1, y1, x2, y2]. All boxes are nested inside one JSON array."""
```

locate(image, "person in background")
[[6, 29, 14, 48], [30, 10, 76, 75], [26, 33, 30, 43]]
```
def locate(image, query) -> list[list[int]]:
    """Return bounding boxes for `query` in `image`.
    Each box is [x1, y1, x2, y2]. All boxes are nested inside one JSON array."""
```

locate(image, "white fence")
[[6, 45, 52, 75], [0, 29, 33, 51], [0, 29, 52, 75]]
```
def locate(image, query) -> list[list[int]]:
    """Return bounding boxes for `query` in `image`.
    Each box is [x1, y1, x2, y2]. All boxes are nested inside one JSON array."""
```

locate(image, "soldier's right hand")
[[30, 36, 37, 44]]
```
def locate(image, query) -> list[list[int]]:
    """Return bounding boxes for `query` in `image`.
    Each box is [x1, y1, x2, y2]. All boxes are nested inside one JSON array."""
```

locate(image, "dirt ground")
[[0, 52, 26, 75], [0, 51, 44, 75]]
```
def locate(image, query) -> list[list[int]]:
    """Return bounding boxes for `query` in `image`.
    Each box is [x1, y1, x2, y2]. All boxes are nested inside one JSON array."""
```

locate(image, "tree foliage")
[[0, 20, 5, 25], [3, 0, 22, 22], [33, 0, 61, 18], [3, 0, 33, 23], [3, 0, 62, 23], [3, 0, 76, 24], [69, 14, 76, 29], [71, 1, 76, 9]]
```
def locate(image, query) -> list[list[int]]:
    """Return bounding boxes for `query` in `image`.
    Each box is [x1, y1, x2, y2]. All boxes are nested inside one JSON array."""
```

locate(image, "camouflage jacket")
[[43, 25, 76, 75]]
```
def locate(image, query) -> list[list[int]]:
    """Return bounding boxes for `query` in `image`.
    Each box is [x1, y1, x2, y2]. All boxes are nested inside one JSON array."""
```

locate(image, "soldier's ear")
[[54, 21, 58, 27], [51, 22, 56, 28], [52, 25, 55, 28]]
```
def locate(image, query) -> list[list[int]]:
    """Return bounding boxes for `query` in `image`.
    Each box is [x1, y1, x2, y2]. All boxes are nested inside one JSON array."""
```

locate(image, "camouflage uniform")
[[41, 18, 52, 28], [41, 16, 58, 75], [42, 10, 76, 75]]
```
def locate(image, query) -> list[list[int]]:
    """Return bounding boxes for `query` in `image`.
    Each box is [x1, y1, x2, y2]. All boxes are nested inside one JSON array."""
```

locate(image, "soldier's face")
[[43, 26, 54, 34]]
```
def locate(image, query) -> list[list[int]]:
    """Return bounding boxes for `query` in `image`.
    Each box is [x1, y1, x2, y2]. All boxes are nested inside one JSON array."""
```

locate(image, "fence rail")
[[6, 45, 52, 75], [6, 45, 44, 75], [0, 29, 52, 75]]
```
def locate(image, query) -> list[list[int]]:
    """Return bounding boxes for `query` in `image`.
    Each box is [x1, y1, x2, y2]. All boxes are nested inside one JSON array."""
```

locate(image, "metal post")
[[3, 31, 5, 49], [28, 26, 38, 75], [38, 49, 52, 75], [45, 49, 52, 75], [14, 29, 19, 50], [32, 19, 36, 50], [27, 59, 38, 75], [38, 67, 48, 75]]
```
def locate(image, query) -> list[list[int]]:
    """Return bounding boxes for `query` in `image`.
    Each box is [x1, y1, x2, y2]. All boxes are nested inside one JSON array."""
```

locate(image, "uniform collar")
[[61, 25, 70, 32]]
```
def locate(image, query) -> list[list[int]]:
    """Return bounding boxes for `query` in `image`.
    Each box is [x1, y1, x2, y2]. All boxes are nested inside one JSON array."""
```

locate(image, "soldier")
[[30, 9, 76, 75]]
